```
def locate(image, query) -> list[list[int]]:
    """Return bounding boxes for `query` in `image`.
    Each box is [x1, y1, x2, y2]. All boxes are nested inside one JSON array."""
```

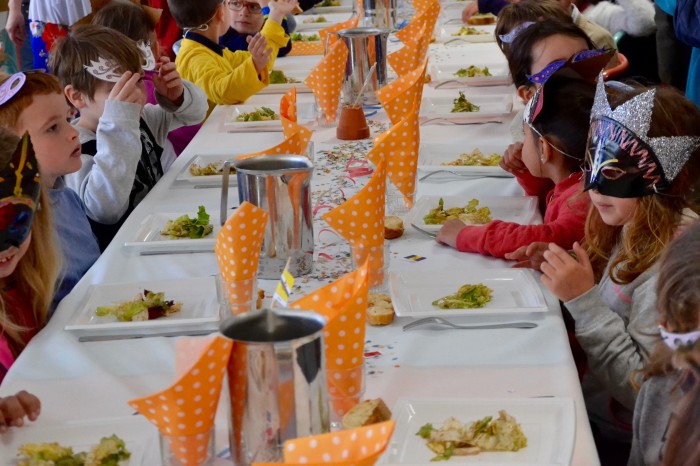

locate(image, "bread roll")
[[256, 289, 265, 309], [367, 293, 395, 326], [467, 13, 496, 25], [341, 398, 392, 430], [384, 216, 404, 239]]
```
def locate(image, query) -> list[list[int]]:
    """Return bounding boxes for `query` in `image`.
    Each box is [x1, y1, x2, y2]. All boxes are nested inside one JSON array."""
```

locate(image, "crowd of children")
[[1, 1, 699, 465]]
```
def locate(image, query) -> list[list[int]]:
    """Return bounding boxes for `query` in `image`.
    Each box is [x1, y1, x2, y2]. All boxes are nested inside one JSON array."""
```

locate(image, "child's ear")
[[516, 85, 535, 104], [538, 136, 554, 164], [64, 85, 87, 110]]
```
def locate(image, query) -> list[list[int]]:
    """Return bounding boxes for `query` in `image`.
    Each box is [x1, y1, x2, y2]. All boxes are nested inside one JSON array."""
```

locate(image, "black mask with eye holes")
[[583, 117, 669, 198]]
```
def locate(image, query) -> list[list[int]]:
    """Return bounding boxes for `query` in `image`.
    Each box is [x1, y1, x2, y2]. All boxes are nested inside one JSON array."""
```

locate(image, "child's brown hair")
[[0, 72, 62, 128], [495, 0, 572, 55], [91, 0, 157, 47], [167, 0, 223, 29], [49, 24, 143, 101], [585, 86, 700, 286]]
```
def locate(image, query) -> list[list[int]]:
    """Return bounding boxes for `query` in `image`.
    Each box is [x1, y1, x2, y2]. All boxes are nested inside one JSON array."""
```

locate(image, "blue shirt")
[[219, 19, 292, 57]]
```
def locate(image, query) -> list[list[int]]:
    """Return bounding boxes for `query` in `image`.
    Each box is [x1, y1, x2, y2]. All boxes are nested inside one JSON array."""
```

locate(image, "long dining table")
[[0, 17, 600, 466]]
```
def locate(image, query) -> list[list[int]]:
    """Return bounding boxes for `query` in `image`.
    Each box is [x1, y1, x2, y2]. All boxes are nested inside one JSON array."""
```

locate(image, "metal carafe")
[[337, 27, 390, 106], [234, 154, 314, 278], [221, 309, 329, 466], [359, 0, 397, 30]]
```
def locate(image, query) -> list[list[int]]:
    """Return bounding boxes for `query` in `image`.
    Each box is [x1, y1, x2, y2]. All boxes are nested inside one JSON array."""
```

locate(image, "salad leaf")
[[161, 206, 214, 239]]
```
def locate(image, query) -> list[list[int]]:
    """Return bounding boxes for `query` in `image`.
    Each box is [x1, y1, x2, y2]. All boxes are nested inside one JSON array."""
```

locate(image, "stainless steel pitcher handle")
[[220, 161, 231, 226], [323, 31, 337, 56]]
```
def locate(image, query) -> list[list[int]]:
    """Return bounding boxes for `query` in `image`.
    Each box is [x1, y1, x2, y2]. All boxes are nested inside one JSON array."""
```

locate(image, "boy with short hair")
[[168, 0, 297, 111], [50, 25, 208, 250], [220, 0, 293, 57]]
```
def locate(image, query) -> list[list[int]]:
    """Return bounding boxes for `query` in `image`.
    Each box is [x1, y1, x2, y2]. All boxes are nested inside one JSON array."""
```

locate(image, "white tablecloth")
[[0, 37, 599, 466]]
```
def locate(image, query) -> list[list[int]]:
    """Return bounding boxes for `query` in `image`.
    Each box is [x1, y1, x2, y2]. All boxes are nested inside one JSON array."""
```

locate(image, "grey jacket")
[[565, 263, 660, 439], [67, 80, 207, 224]]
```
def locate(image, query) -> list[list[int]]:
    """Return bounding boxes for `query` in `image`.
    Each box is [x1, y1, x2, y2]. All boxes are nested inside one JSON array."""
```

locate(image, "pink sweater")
[[455, 172, 589, 258]]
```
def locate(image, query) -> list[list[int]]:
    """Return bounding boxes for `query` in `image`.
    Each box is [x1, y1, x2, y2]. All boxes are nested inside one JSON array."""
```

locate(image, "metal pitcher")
[[337, 27, 390, 106], [359, 0, 397, 30], [232, 154, 314, 278], [221, 309, 329, 466]]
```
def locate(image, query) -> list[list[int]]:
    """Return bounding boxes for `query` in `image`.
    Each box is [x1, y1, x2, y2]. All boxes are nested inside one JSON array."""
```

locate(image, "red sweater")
[[455, 172, 589, 258]]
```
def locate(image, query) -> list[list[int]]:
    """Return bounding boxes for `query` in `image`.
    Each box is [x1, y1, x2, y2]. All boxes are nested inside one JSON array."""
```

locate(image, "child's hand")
[[499, 142, 527, 174], [540, 242, 595, 302], [268, 0, 299, 25], [461, 2, 478, 24], [0, 391, 41, 433], [435, 219, 466, 248], [505, 241, 549, 270], [247, 34, 272, 74], [108, 71, 146, 107], [152, 56, 185, 107]]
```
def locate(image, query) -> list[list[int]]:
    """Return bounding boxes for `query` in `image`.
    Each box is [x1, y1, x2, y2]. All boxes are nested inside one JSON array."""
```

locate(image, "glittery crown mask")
[[584, 73, 700, 198], [0, 131, 41, 252]]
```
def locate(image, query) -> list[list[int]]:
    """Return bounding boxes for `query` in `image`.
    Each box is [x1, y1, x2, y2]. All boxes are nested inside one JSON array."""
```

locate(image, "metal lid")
[[220, 308, 325, 343], [233, 154, 313, 176], [336, 27, 391, 38]]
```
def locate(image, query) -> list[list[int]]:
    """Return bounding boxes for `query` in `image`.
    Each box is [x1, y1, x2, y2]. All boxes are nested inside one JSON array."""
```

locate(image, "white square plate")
[[295, 13, 352, 30], [418, 142, 512, 176], [306, 0, 353, 14], [407, 195, 540, 233], [389, 268, 548, 317], [429, 62, 511, 87], [175, 155, 238, 186], [124, 210, 226, 253], [64, 277, 220, 340], [381, 397, 575, 465], [259, 70, 312, 94], [3, 417, 159, 465], [420, 94, 513, 123], [438, 24, 496, 43], [223, 102, 316, 131]]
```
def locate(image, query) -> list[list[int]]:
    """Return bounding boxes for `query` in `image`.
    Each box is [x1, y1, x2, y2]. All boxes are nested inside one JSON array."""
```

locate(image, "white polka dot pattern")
[[319, 16, 360, 46], [129, 336, 232, 466], [265, 420, 395, 465], [304, 40, 349, 122], [388, 23, 432, 77], [376, 60, 427, 125]]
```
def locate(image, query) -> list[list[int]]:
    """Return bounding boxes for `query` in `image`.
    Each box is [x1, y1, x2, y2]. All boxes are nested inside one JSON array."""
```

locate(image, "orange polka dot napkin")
[[280, 88, 314, 146], [366, 99, 421, 209], [129, 336, 232, 466], [235, 129, 312, 160], [290, 261, 369, 414], [253, 420, 396, 466], [322, 157, 387, 287], [395, 1, 440, 45], [304, 39, 349, 123], [287, 41, 325, 56], [412, 0, 440, 15], [376, 59, 427, 125], [388, 24, 431, 77], [215, 202, 268, 308], [319, 16, 360, 45]]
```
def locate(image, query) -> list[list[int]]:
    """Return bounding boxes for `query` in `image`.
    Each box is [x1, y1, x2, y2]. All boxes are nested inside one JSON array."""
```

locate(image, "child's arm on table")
[[0, 391, 40, 433], [67, 72, 144, 224]]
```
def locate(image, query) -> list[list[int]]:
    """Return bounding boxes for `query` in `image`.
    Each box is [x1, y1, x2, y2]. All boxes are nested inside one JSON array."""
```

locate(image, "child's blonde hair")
[[585, 86, 700, 285], [49, 24, 143, 100]]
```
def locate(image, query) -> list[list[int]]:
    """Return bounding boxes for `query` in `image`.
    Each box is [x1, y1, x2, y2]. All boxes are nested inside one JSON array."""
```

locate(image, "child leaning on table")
[[168, 0, 298, 113], [0, 71, 100, 312], [0, 129, 59, 384], [436, 72, 595, 259], [628, 221, 700, 466], [49, 25, 208, 251], [536, 83, 700, 447]]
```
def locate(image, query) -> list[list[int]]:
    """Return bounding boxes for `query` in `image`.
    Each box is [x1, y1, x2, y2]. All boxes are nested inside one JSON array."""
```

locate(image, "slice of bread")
[[256, 289, 265, 309], [467, 13, 496, 25], [384, 216, 404, 239], [341, 398, 392, 430], [367, 293, 395, 326]]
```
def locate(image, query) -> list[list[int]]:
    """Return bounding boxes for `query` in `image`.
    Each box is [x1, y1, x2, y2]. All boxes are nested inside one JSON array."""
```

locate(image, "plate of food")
[[175, 155, 238, 186], [260, 69, 311, 94], [223, 102, 316, 131], [64, 276, 221, 340], [406, 195, 540, 233], [420, 93, 513, 123], [307, 0, 353, 14], [7, 417, 159, 466], [429, 63, 511, 87], [389, 268, 548, 317], [418, 143, 512, 176], [295, 12, 350, 30], [438, 24, 496, 43], [382, 397, 574, 465], [124, 206, 225, 253]]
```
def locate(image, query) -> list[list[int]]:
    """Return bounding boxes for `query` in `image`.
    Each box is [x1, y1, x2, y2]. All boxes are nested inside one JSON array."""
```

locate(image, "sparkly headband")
[[498, 21, 534, 44], [660, 326, 700, 351], [83, 41, 157, 83], [527, 48, 609, 84]]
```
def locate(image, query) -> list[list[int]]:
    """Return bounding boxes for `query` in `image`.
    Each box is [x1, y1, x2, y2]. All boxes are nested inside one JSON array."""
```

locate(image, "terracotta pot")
[[336, 106, 370, 140]]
